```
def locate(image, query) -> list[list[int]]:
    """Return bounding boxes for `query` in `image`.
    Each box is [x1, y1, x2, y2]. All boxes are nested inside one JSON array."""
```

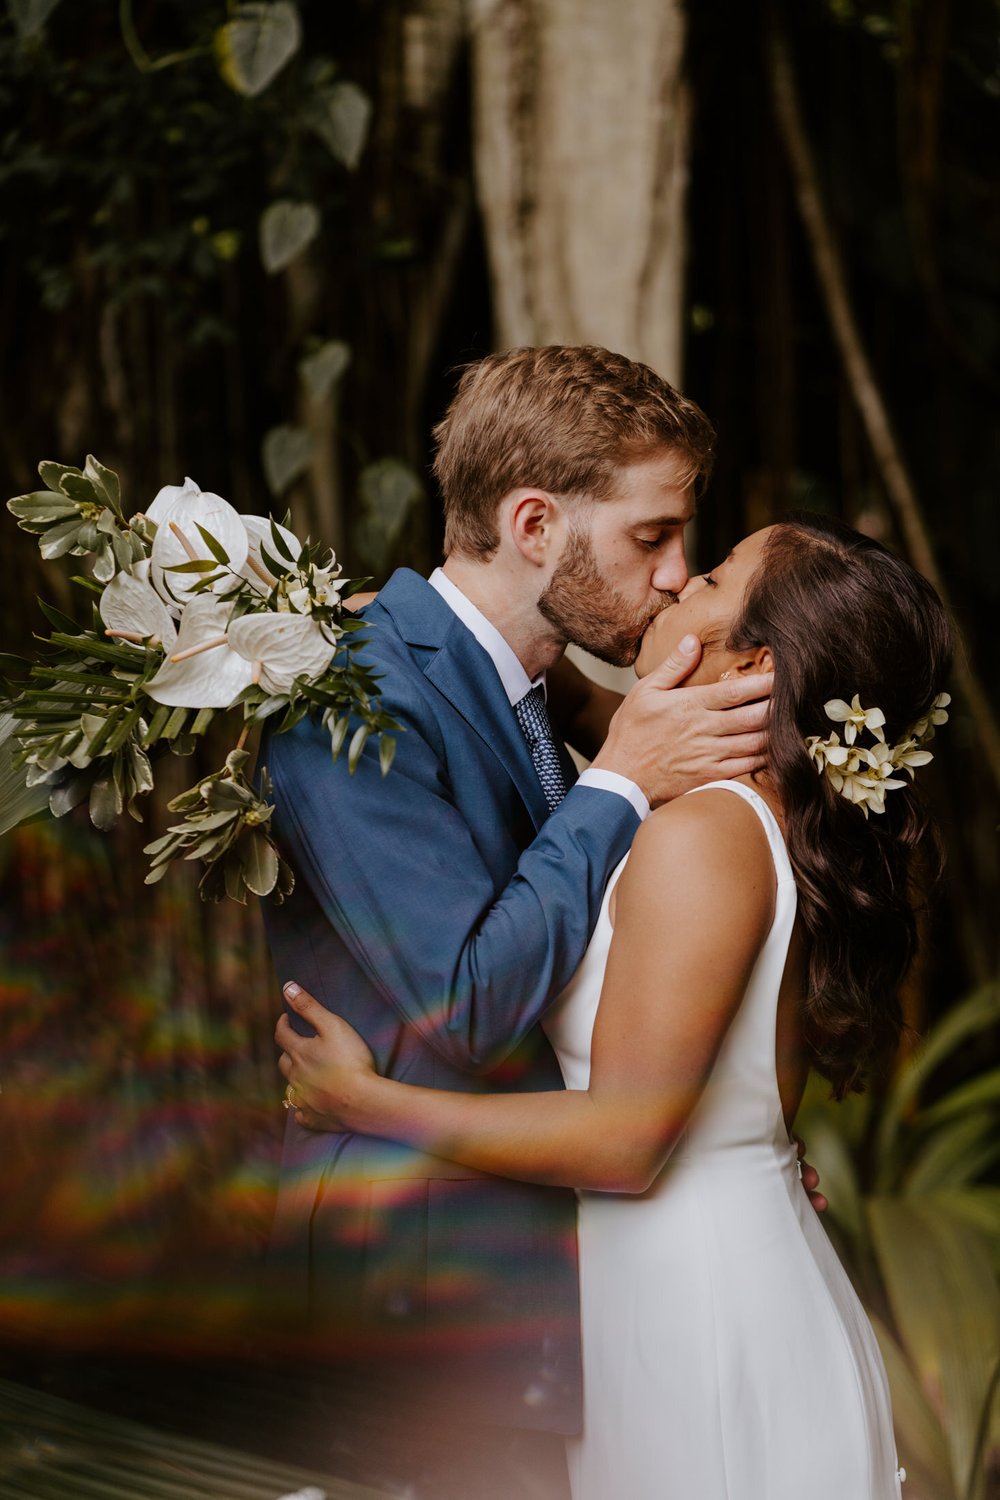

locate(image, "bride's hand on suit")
[[276, 981, 377, 1132]]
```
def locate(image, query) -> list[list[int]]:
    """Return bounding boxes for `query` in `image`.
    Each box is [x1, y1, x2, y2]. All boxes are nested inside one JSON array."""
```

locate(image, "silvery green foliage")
[[3, 458, 398, 903], [215, 2, 302, 99]]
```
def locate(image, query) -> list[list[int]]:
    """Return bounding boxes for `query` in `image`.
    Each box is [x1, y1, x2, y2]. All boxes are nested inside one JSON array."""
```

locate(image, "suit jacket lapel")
[[375, 570, 552, 830]]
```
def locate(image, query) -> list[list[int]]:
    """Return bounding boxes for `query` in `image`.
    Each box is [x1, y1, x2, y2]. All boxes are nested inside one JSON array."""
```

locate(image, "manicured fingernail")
[[679, 634, 699, 654], [284, 981, 302, 999]]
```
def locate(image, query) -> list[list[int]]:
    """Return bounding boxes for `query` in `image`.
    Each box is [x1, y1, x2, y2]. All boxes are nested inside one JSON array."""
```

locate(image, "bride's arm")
[[277, 790, 775, 1193]]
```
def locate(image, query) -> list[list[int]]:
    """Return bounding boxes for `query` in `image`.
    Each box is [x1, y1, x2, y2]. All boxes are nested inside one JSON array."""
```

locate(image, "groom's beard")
[[537, 527, 676, 667]]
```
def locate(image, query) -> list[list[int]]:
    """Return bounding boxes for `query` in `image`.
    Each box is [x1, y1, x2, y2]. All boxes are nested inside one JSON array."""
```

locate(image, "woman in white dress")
[[277, 513, 952, 1499]]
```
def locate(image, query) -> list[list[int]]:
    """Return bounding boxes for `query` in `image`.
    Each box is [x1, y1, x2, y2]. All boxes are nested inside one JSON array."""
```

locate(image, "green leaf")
[[328, 714, 350, 759], [47, 775, 89, 819], [127, 738, 154, 794], [38, 518, 88, 561], [869, 1314, 954, 1500], [165, 557, 220, 574], [88, 773, 122, 831], [259, 199, 320, 274], [925, 1189, 1000, 1268], [299, 339, 351, 401], [216, 1, 301, 97], [59, 472, 98, 504], [904, 1112, 1000, 1195], [262, 423, 314, 496], [163, 707, 190, 740], [306, 81, 373, 170], [6, 0, 62, 37], [379, 734, 396, 777], [190, 707, 216, 736], [83, 454, 121, 514], [264, 517, 294, 564], [92, 537, 116, 583], [875, 983, 1000, 1187], [919, 1067, 1000, 1129], [224, 856, 248, 904], [869, 1197, 1000, 1497], [7, 490, 80, 522], [37, 460, 82, 490], [239, 830, 279, 896], [258, 543, 292, 580], [348, 723, 369, 773], [36, 598, 81, 634], [194, 522, 231, 566]]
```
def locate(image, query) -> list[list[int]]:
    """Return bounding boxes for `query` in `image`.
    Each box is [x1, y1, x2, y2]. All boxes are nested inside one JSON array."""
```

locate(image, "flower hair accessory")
[[805, 692, 950, 818]]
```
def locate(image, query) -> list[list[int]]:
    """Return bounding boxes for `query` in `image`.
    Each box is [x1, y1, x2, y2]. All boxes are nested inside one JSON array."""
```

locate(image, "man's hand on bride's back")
[[591, 635, 771, 806]]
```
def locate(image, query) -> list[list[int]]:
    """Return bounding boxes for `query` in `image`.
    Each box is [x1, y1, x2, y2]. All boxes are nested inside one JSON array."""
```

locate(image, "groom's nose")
[[650, 543, 688, 598]]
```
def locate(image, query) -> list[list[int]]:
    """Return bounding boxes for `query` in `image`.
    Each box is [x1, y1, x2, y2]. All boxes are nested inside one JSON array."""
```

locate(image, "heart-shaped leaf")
[[259, 199, 320, 274], [359, 458, 422, 544], [7, 0, 63, 39], [299, 340, 351, 401], [307, 81, 372, 171], [215, 1, 301, 98], [262, 424, 314, 496]]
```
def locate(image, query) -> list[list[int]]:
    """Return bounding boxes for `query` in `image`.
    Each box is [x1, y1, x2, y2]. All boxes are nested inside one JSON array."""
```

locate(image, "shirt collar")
[[429, 567, 543, 707]]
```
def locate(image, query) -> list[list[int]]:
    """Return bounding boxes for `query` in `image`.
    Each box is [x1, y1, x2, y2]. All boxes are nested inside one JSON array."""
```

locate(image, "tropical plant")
[[797, 983, 1000, 1500]]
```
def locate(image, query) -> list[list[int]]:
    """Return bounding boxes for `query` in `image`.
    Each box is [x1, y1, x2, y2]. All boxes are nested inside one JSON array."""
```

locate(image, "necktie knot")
[[514, 685, 567, 813]]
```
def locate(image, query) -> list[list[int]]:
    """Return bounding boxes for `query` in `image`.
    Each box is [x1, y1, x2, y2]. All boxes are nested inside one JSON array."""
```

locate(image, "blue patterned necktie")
[[514, 684, 568, 813]]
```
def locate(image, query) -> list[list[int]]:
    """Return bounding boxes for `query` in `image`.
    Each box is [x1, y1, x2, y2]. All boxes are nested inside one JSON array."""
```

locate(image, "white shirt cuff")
[[576, 769, 650, 822]]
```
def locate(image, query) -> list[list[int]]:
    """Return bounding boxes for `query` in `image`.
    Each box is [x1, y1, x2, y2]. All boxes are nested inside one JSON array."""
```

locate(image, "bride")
[[276, 512, 952, 1500]]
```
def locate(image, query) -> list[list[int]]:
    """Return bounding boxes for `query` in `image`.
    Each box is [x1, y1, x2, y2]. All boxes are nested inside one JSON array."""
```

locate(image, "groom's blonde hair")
[[433, 345, 715, 560]]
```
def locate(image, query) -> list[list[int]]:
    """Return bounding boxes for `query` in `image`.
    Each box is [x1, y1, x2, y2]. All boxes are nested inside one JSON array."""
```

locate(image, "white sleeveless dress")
[[543, 781, 904, 1500]]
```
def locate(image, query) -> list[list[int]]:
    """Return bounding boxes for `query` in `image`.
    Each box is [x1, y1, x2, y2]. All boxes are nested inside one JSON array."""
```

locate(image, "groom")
[[264, 345, 769, 1482]]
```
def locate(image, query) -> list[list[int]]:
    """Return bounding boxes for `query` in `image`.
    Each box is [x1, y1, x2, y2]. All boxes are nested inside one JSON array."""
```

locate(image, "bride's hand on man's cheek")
[[275, 981, 377, 1132]]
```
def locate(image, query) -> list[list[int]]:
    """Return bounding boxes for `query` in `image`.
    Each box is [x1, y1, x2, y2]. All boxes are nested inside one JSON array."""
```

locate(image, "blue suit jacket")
[[264, 569, 640, 1431]]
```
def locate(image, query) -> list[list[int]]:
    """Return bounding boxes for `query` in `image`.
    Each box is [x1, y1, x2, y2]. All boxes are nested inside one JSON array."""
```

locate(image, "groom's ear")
[[734, 646, 774, 676], [508, 489, 562, 566]]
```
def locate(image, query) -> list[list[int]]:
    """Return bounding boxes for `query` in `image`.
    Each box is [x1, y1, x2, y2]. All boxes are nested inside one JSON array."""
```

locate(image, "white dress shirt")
[[429, 568, 649, 821]]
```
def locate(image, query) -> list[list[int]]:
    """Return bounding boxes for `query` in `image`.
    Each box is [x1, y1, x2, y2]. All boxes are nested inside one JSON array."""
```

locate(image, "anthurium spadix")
[[147, 478, 249, 604], [146, 595, 254, 707], [99, 560, 179, 650], [227, 613, 338, 695], [239, 514, 303, 593]]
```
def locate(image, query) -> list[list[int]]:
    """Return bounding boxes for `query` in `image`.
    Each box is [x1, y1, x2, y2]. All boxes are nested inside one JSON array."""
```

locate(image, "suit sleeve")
[[267, 677, 639, 1074]]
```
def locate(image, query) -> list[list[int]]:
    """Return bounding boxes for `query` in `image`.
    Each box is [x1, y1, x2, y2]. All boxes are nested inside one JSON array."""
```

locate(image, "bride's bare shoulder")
[[621, 785, 776, 917]]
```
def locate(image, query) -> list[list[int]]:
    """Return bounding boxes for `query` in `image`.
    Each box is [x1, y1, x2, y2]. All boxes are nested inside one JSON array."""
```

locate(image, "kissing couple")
[[266, 345, 948, 1499]]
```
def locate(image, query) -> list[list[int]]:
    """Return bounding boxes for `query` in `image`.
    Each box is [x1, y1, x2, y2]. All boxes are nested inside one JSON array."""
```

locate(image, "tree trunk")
[[469, 0, 691, 698], [469, 0, 690, 380]]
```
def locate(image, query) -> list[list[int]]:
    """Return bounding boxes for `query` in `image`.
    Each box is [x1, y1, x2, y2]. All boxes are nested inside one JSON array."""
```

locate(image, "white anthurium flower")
[[824, 694, 886, 746], [239, 515, 303, 594], [146, 594, 254, 707], [226, 612, 337, 696], [147, 478, 249, 605], [99, 563, 179, 651]]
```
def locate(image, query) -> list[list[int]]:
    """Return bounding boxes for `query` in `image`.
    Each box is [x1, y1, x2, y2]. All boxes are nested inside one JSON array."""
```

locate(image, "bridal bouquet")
[[1, 457, 397, 903]]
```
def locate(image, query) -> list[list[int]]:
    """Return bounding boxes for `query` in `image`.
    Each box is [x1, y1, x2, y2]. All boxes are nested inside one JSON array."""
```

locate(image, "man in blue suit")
[[266, 346, 769, 1492]]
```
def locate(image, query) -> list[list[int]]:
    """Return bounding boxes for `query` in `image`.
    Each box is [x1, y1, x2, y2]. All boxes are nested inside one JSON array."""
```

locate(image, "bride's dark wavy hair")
[[727, 513, 953, 1097]]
